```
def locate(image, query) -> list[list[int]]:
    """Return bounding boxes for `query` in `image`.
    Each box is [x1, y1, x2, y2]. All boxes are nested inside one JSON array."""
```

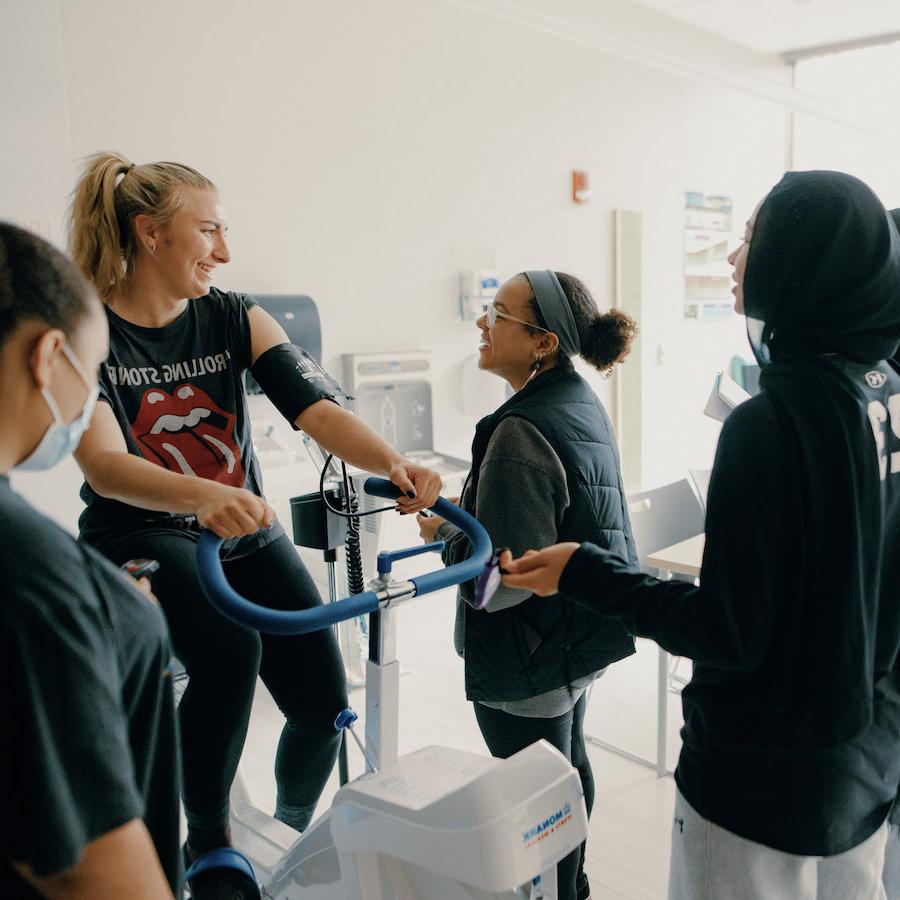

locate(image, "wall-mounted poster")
[[684, 191, 735, 320]]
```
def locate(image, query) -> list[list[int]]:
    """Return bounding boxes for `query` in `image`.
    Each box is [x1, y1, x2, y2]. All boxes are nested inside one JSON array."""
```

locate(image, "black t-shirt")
[[1, 477, 181, 895], [560, 356, 900, 856], [79, 288, 283, 557]]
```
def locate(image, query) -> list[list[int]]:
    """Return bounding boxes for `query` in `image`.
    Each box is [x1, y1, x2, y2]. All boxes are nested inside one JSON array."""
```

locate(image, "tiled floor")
[[240, 582, 684, 899]]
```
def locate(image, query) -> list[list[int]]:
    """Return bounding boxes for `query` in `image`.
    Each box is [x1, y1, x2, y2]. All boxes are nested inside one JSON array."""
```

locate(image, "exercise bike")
[[190, 476, 588, 899]]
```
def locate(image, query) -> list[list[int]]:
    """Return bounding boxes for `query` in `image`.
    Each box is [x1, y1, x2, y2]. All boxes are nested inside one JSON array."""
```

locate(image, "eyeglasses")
[[486, 301, 551, 334]]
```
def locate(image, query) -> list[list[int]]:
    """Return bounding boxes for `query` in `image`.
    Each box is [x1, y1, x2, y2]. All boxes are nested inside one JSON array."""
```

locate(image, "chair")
[[585, 478, 705, 775], [628, 479, 704, 692], [626, 478, 705, 574], [688, 467, 712, 511]]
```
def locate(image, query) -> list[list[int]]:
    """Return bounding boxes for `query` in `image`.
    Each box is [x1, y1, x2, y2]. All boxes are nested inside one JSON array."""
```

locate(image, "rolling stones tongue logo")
[[131, 384, 245, 487]]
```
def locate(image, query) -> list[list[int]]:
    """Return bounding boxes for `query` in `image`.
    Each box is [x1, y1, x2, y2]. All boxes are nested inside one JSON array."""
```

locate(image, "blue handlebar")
[[377, 540, 443, 576], [196, 532, 380, 634], [195, 477, 492, 636]]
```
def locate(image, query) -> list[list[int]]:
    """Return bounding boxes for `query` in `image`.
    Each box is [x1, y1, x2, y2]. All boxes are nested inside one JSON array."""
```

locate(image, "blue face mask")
[[15, 341, 99, 472]]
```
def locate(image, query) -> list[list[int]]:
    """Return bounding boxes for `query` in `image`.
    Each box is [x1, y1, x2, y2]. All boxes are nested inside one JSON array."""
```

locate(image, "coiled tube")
[[343, 468, 366, 596]]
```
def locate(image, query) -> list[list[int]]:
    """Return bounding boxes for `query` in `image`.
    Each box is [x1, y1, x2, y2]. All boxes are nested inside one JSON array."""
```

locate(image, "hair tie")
[[115, 164, 134, 189]]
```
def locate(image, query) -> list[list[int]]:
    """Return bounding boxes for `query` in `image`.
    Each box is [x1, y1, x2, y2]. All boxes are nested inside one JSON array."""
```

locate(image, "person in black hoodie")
[[883, 207, 900, 900], [503, 172, 900, 900]]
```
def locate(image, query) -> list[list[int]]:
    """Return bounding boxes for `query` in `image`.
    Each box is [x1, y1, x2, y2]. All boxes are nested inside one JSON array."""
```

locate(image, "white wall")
[[791, 45, 900, 206], [49, 0, 790, 490], [793, 43, 900, 208], [1, 1, 86, 531], [793, 113, 900, 207], [0, 0, 71, 244], [7, 0, 842, 525]]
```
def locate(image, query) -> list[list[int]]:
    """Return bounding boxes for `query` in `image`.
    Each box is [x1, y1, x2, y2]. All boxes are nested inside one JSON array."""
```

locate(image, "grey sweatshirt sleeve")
[[439, 416, 569, 613]]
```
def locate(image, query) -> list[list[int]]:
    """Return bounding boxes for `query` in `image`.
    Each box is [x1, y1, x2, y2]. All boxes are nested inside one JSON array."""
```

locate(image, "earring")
[[524, 353, 545, 387], [148, 243, 156, 254]]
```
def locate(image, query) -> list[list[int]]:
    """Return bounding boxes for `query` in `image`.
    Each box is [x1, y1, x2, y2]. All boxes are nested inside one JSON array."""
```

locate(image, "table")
[[646, 534, 704, 580], [586, 534, 705, 777]]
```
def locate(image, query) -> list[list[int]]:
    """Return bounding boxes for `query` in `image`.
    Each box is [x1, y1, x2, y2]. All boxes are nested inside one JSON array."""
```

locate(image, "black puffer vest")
[[463, 361, 637, 701]]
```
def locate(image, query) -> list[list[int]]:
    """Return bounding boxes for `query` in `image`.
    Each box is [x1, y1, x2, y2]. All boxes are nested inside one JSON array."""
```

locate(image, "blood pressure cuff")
[[250, 343, 343, 429]]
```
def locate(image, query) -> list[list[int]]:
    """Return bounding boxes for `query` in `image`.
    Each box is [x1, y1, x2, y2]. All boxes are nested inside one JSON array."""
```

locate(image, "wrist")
[[435, 521, 458, 541], [558, 543, 593, 598], [387, 457, 411, 476], [183, 478, 212, 512]]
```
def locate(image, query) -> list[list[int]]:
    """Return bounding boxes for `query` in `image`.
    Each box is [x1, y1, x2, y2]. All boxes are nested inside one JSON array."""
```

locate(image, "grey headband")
[[524, 270, 580, 358]]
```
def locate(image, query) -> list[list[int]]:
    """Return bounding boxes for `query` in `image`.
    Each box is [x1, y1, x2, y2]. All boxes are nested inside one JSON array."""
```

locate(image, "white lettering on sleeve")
[[868, 400, 888, 481], [888, 393, 900, 475]]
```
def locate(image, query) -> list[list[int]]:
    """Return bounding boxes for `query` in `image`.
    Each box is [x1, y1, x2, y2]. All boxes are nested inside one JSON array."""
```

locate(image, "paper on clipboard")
[[703, 371, 751, 422]]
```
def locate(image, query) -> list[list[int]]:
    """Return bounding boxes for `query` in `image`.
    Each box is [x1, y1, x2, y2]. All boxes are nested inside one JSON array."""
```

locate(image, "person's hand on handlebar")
[[417, 511, 445, 542], [389, 462, 442, 514], [194, 481, 276, 539]]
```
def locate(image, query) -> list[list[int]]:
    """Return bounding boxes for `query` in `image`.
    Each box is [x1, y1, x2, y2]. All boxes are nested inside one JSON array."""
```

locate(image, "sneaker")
[[184, 845, 260, 900]]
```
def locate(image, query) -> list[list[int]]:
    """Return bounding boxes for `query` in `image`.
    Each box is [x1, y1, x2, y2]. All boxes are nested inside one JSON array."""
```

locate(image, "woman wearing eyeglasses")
[[418, 271, 638, 900]]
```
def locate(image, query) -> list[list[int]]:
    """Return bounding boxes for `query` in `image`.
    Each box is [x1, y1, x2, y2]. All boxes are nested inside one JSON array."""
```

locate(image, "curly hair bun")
[[585, 308, 638, 373]]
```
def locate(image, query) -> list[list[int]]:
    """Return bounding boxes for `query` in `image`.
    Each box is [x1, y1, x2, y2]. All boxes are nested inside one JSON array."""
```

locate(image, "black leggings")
[[474, 694, 593, 900], [103, 531, 347, 836]]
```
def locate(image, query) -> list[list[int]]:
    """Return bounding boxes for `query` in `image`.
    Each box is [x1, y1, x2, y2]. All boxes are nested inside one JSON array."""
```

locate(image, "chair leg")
[[667, 655, 690, 693]]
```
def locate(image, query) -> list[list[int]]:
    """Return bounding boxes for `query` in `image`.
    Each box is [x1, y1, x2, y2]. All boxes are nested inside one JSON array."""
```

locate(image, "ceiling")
[[629, 0, 900, 56]]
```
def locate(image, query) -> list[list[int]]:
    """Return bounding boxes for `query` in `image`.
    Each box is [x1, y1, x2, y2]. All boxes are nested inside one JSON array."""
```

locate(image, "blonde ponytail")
[[68, 152, 216, 301]]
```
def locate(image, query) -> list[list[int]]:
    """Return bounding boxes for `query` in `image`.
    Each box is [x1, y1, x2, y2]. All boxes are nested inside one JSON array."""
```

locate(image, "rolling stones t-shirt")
[[79, 288, 283, 557]]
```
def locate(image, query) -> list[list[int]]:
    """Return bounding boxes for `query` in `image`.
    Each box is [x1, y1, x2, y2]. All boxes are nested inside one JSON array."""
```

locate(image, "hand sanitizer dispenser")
[[459, 271, 500, 321]]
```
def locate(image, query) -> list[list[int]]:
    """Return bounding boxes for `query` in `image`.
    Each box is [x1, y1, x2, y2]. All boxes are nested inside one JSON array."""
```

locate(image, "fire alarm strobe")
[[572, 170, 592, 204]]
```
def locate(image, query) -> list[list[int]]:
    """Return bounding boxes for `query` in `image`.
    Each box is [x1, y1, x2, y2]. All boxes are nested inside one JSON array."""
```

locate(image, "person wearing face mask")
[[67, 152, 443, 895], [417, 271, 638, 900], [501, 172, 900, 899], [0, 223, 181, 898]]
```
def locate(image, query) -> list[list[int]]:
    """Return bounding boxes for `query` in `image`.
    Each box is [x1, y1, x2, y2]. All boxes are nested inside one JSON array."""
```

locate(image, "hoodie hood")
[[744, 170, 900, 365], [891, 206, 900, 366]]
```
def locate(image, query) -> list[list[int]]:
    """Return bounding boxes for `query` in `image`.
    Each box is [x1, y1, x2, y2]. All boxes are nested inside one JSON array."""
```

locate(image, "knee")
[[326, 676, 349, 712], [282, 688, 348, 739], [297, 690, 347, 731]]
